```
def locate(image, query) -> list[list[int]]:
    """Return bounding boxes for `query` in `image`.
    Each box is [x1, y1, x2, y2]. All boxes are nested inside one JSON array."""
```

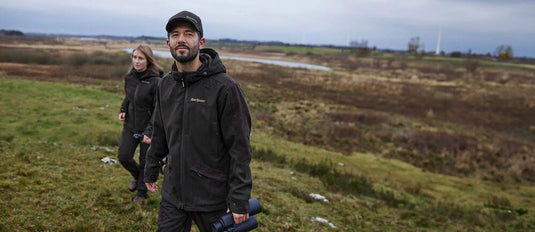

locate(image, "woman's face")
[[132, 49, 148, 72]]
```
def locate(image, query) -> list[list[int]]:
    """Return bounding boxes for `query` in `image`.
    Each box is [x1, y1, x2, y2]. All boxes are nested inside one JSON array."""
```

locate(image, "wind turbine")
[[435, 30, 441, 55]]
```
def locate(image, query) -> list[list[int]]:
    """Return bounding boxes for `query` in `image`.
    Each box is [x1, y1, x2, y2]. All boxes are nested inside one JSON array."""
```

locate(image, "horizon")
[[5, 29, 533, 59], [1, 0, 534, 57]]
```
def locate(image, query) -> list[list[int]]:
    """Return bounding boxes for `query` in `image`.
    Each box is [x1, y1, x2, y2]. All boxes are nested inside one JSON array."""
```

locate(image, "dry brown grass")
[[225, 49, 535, 182], [2, 36, 535, 183]]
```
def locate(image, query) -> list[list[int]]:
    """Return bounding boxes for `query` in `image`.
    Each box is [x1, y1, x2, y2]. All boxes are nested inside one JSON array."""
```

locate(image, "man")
[[144, 11, 253, 232]]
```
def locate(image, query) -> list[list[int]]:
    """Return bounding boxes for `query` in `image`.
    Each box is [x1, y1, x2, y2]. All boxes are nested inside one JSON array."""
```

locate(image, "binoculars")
[[212, 198, 262, 232], [132, 133, 144, 140]]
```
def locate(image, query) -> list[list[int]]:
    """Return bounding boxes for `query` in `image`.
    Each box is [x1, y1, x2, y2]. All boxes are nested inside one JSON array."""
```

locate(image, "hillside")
[[1, 35, 534, 231]]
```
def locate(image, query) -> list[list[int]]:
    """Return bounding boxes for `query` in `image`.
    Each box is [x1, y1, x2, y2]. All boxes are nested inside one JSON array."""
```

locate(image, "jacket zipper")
[[133, 80, 140, 131], [178, 76, 187, 209]]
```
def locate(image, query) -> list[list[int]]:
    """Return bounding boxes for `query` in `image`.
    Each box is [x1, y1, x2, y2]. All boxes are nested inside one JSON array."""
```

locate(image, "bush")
[[463, 59, 479, 73], [353, 47, 370, 57], [0, 47, 61, 65], [450, 51, 463, 58], [251, 147, 410, 206]]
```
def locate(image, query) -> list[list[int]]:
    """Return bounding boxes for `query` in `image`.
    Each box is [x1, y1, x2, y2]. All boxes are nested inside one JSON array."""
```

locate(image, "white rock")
[[309, 193, 329, 202], [101, 157, 117, 165], [311, 217, 336, 228]]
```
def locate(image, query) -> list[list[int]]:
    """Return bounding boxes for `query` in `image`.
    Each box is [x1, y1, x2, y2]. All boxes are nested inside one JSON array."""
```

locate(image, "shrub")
[[0, 47, 61, 65], [450, 51, 463, 58], [96, 132, 121, 147], [463, 59, 479, 73], [251, 146, 287, 165], [327, 111, 386, 125], [252, 147, 410, 206], [353, 47, 370, 57]]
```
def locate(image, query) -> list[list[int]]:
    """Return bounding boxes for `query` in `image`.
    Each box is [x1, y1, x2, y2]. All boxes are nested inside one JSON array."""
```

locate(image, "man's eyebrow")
[[170, 28, 195, 34]]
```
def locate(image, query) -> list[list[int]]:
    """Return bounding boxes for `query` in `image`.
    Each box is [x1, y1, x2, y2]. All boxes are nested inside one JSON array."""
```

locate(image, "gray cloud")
[[1, 0, 533, 57]]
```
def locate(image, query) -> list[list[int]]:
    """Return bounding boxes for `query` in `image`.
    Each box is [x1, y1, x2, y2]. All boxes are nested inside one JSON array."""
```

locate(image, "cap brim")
[[166, 18, 197, 32]]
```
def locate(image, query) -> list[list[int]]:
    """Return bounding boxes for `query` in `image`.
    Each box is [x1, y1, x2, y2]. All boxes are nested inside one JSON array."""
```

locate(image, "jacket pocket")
[[190, 164, 226, 182]]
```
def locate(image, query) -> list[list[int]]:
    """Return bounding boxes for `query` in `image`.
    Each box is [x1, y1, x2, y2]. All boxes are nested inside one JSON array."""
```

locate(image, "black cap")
[[166, 11, 203, 38]]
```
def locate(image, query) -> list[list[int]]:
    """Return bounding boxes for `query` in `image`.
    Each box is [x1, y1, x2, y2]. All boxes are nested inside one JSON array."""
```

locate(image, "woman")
[[117, 44, 163, 202]]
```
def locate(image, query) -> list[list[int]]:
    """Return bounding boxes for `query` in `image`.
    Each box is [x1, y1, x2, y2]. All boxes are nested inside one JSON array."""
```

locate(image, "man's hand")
[[118, 112, 126, 121], [227, 208, 249, 224], [232, 213, 249, 224], [146, 182, 158, 193], [141, 135, 151, 144]]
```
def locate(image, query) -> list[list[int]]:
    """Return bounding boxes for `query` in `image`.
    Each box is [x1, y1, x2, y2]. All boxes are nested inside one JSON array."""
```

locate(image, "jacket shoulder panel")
[[209, 73, 239, 88]]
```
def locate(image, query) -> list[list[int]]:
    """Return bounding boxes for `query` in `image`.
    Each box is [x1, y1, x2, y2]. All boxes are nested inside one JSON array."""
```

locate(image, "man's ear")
[[199, 38, 206, 48], [166, 39, 170, 48]]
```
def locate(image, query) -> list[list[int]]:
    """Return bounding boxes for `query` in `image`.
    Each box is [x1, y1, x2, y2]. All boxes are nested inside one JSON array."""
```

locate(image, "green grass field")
[[253, 45, 344, 55], [1, 74, 534, 231], [1, 36, 535, 231]]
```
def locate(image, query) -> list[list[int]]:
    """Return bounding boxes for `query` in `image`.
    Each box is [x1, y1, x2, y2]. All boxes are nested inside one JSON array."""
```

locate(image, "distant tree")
[[494, 44, 513, 60], [350, 40, 370, 57], [416, 43, 426, 58], [350, 40, 368, 48], [0, 29, 24, 36], [450, 51, 463, 58], [408, 36, 421, 55]]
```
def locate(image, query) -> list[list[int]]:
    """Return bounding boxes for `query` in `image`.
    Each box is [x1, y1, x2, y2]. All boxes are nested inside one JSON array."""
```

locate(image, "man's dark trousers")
[[157, 197, 227, 232]]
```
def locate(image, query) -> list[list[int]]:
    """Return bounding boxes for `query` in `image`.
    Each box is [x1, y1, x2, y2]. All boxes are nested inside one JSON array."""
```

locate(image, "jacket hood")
[[171, 48, 226, 86], [130, 69, 160, 81]]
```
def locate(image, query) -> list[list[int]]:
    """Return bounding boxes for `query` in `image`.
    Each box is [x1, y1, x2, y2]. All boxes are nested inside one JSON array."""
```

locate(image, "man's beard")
[[171, 43, 199, 63]]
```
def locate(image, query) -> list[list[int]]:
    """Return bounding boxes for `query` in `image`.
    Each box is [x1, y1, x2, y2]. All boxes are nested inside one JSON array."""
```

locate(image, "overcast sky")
[[1, 0, 534, 57]]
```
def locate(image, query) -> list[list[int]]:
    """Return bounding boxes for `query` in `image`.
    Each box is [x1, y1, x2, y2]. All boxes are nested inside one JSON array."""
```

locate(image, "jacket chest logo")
[[141, 81, 150, 84], [190, 98, 206, 103]]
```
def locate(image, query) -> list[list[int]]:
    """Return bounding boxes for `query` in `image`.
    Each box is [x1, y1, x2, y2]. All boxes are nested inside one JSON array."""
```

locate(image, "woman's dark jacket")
[[120, 69, 161, 137], [144, 48, 253, 214]]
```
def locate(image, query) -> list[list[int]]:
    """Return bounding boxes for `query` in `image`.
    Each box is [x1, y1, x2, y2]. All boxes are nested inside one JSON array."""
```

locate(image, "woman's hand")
[[118, 112, 126, 121], [146, 182, 158, 193], [142, 135, 151, 144]]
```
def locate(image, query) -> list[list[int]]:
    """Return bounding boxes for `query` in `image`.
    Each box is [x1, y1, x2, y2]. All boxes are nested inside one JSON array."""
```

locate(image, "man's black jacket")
[[145, 48, 253, 214], [120, 69, 160, 137]]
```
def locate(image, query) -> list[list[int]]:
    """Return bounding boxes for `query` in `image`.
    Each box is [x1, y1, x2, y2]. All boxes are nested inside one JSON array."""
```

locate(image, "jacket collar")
[[131, 69, 157, 81], [170, 48, 226, 87]]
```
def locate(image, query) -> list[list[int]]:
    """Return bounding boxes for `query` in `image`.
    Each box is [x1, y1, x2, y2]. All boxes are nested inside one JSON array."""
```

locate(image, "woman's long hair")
[[126, 44, 164, 75]]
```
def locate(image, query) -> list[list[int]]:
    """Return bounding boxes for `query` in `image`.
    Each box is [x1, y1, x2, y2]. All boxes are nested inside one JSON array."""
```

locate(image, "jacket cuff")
[[228, 198, 250, 214], [143, 129, 152, 138], [144, 167, 160, 183]]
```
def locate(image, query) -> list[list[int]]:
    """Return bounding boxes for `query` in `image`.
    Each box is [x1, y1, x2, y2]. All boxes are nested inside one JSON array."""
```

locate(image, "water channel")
[[126, 49, 332, 71]]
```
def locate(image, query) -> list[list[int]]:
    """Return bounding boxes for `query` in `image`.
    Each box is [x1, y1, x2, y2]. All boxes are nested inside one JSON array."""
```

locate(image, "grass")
[[1, 76, 534, 231], [422, 56, 535, 70], [253, 45, 344, 55], [0, 77, 160, 231], [0, 77, 122, 145], [229, 58, 535, 182], [1, 37, 535, 231]]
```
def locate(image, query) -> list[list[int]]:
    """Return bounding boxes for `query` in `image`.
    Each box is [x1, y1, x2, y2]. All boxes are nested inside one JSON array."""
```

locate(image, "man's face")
[[166, 22, 205, 63]]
